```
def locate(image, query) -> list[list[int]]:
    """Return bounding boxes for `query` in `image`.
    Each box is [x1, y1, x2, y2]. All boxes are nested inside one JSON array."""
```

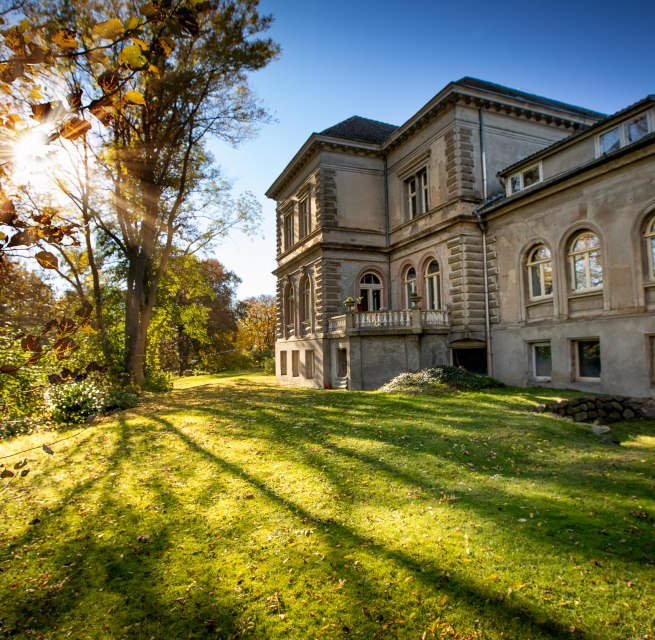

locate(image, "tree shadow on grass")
[[146, 412, 594, 639]]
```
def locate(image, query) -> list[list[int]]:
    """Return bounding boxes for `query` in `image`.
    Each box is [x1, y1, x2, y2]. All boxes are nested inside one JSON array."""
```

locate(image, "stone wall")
[[536, 396, 654, 424]]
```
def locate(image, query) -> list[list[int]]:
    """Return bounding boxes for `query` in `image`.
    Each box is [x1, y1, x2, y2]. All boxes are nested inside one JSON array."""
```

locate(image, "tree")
[[2, 0, 279, 387], [149, 255, 240, 374], [235, 294, 275, 354]]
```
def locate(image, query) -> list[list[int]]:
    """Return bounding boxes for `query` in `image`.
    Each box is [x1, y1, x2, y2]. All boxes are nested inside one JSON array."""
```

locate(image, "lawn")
[[1, 372, 653, 639]]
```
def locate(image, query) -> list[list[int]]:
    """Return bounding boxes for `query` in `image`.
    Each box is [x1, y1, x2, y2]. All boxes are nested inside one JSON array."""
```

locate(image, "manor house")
[[267, 77, 655, 396]]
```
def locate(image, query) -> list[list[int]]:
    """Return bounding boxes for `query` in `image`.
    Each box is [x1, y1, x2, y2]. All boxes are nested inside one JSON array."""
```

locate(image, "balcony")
[[328, 308, 449, 335]]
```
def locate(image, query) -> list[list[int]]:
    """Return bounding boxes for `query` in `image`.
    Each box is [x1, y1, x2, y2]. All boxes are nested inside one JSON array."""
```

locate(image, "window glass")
[[510, 175, 521, 193], [626, 115, 649, 143], [425, 260, 442, 310], [533, 343, 552, 378], [577, 340, 601, 378], [644, 216, 655, 279], [523, 165, 540, 187], [404, 267, 417, 307], [360, 272, 383, 311], [527, 245, 552, 299], [599, 127, 620, 154], [569, 232, 602, 291]]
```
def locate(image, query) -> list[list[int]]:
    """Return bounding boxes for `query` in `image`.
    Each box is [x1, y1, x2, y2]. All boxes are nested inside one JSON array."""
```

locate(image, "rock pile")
[[535, 395, 652, 424]]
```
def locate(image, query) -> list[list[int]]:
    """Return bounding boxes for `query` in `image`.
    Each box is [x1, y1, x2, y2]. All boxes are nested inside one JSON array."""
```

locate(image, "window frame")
[[644, 215, 655, 280], [305, 350, 315, 380], [568, 231, 603, 293], [298, 196, 311, 239], [283, 209, 294, 251], [597, 112, 651, 156], [405, 167, 430, 219], [299, 275, 312, 335], [283, 282, 295, 338], [291, 350, 300, 377], [508, 163, 542, 195], [403, 266, 417, 308], [526, 244, 553, 301], [359, 272, 383, 311], [573, 338, 602, 381], [424, 260, 442, 310], [279, 350, 287, 376], [531, 342, 552, 381]]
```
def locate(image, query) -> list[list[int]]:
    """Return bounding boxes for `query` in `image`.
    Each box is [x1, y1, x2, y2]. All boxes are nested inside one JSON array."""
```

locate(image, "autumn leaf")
[[3, 27, 25, 53], [35, 250, 59, 269], [75, 301, 93, 320], [0, 60, 24, 84], [14, 459, 28, 470], [97, 70, 120, 93], [52, 29, 78, 51], [124, 17, 142, 31], [42, 444, 54, 455], [94, 18, 124, 40], [57, 317, 77, 336], [118, 45, 149, 71], [60, 117, 91, 141], [124, 90, 146, 106], [21, 334, 42, 351], [52, 336, 79, 359], [1, 468, 15, 478], [152, 36, 175, 57], [31, 102, 56, 122]]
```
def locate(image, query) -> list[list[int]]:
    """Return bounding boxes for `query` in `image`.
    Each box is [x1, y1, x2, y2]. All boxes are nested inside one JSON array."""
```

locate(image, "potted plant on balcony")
[[343, 297, 356, 311], [355, 296, 364, 312], [410, 293, 422, 309]]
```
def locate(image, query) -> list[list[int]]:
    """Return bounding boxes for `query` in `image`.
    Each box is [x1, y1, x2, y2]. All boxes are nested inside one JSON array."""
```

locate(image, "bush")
[[47, 378, 109, 425], [262, 355, 275, 375], [103, 388, 140, 411], [379, 366, 504, 394], [426, 365, 504, 391], [144, 368, 174, 392]]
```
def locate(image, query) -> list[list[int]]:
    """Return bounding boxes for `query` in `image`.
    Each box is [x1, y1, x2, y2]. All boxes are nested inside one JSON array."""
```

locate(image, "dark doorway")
[[452, 348, 487, 374]]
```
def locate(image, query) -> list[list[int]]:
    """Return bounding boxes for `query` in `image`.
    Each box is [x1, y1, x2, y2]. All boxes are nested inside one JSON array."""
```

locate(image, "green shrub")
[[379, 366, 504, 394], [426, 365, 504, 391], [47, 379, 109, 425], [144, 368, 174, 392], [103, 388, 140, 411], [262, 355, 275, 375]]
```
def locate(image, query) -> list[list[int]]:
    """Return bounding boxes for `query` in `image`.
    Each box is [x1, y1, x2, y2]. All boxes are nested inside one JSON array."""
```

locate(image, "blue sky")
[[210, 0, 654, 299]]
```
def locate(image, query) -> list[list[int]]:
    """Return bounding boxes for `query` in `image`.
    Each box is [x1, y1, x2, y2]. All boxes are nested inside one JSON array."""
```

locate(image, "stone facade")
[[268, 77, 655, 396]]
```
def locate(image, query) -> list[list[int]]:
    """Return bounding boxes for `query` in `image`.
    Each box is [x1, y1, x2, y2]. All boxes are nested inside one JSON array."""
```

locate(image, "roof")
[[319, 115, 398, 144], [455, 77, 606, 120], [499, 94, 655, 177]]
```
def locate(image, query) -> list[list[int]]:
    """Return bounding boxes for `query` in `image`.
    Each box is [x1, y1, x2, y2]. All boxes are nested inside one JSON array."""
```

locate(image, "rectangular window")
[[292, 350, 300, 377], [598, 114, 651, 156], [532, 343, 552, 380], [298, 198, 311, 238], [599, 127, 621, 155], [626, 114, 649, 144], [280, 351, 287, 376], [305, 350, 315, 379], [574, 339, 601, 380], [283, 212, 294, 251], [650, 336, 655, 386], [509, 164, 542, 194], [405, 167, 429, 219]]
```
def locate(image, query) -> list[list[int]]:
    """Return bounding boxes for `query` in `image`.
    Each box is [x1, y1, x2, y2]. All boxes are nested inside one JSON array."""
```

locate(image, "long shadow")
[[158, 382, 654, 566], [148, 411, 594, 639]]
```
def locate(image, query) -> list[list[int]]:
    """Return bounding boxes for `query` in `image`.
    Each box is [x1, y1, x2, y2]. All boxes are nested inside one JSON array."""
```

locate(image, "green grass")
[[1, 373, 653, 639]]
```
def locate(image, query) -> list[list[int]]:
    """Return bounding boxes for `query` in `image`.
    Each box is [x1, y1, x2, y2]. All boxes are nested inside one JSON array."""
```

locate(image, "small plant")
[[46, 378, 109, 424], [144, 368, 174, 392]]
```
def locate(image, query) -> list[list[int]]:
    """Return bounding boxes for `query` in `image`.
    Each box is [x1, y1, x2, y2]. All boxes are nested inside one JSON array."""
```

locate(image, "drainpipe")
[[383, 155, 392, 308], [477, 106, 493, 376]]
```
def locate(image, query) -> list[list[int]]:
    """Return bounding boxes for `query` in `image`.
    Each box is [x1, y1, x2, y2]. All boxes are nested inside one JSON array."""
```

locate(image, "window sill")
[[568, 288, 603, 299], [525, 297, 553, 307]]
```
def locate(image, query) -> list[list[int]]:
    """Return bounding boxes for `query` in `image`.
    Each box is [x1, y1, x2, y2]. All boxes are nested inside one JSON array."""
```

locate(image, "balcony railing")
[[328, 309, 449, 334]]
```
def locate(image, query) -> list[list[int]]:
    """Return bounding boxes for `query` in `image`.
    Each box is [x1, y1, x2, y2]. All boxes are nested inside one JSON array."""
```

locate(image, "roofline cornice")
[[265, 135, 383, 200]]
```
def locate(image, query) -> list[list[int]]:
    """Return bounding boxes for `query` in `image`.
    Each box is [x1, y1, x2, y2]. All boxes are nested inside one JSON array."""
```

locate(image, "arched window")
[[283, 282, 295, 337], [526, 245, 553, 300], [359, 272, 382, 311], [644, 215, 655, 279], [403, 267, 417, 308], [424, 260, 442, 309], [569, 231, 602, 291], [299, 275, 312, 334]]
